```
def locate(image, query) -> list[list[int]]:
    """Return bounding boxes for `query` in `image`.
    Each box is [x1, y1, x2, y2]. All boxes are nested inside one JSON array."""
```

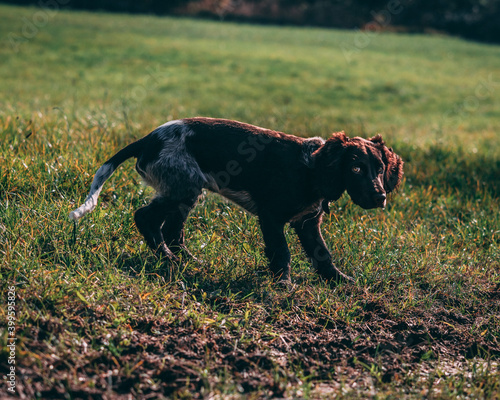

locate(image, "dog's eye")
[[352, 166, 362, 174]]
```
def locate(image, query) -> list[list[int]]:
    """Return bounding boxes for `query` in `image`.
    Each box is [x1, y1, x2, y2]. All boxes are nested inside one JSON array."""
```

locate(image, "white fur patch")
[[140, 121, 206, 198], [301, 136, 325, 167], [69, 163, 114, 220], [157, 119, 183, 131]]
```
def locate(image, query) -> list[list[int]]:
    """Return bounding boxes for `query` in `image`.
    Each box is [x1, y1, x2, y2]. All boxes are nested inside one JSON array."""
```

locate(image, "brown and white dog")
[[70, 118, 403, 283]]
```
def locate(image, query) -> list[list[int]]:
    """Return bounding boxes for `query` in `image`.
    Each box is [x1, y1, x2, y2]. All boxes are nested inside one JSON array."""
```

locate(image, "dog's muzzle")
[[373, 192, 387, 209]]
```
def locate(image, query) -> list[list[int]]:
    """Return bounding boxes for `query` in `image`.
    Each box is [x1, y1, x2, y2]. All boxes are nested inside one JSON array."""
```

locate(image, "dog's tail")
[[69, 138, 145, 221]]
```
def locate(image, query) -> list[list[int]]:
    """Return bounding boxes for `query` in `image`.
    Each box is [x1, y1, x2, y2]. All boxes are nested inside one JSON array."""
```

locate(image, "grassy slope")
[[1, 4, 499, 399]]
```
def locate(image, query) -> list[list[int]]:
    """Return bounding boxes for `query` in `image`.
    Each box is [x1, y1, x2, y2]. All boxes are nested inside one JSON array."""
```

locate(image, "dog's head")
[[312, 132, 403, 209]]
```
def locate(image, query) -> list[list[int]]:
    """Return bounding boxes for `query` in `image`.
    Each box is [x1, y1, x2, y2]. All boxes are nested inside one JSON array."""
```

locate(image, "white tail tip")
[[68, 209, 83, 221], [68, 197, 98, 221]]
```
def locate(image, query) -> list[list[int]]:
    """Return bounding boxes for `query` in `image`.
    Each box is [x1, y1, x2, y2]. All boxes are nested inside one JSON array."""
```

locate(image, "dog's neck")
[[310, 144, 346, 203]]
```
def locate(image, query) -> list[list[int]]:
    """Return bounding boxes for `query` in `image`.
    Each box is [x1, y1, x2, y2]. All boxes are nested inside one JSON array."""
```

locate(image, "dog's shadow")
[[113, 252, 353, 314], [113, 251, 297, 302], [114, 251, 169, 278]]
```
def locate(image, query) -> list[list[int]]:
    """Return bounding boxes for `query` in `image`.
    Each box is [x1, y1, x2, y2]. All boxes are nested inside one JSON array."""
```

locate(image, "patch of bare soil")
[[7, 296, 500, 399]]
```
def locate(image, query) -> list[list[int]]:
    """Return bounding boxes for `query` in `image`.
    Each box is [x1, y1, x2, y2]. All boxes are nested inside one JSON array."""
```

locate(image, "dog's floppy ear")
[[312, 132, 349, 201], [369, 134, 404, 193], [382, 146, 404, 193]]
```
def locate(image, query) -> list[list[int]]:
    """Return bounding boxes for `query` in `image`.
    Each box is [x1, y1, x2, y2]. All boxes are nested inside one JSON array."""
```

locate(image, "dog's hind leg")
[[161, 196, 200, 262], [134, 196, 179, 261]]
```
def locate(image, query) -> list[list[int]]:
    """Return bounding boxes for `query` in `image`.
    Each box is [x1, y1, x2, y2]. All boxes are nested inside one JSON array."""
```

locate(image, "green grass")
[[1, 4, 500, 399]]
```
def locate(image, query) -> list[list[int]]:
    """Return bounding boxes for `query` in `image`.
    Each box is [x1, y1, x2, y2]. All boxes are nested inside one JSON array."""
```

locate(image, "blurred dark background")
[[3, 0, 499, 43]]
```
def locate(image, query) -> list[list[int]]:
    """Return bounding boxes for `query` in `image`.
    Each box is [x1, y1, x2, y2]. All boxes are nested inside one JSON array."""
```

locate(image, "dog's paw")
[[183, 251, 203, 265], [337, 272, 355, 284], [320, 266, 355, 285], [155, 243, 180, 262], [275, 279, 295, 291]]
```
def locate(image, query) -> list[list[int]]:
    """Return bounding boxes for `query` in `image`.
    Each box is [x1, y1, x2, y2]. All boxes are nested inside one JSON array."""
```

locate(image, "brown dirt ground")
[[6, 290, 500, 399]]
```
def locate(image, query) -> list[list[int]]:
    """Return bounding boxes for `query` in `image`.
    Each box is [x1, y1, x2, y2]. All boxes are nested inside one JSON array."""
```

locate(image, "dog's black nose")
[[374, 193, 387, 208]]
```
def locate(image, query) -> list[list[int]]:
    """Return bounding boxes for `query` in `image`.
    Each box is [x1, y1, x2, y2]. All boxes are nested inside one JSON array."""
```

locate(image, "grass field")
[[1, 4, 500, 399]]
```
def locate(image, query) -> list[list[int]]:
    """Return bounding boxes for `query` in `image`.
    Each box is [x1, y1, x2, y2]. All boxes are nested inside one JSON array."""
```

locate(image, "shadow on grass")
[[114, 251, 270, 296]]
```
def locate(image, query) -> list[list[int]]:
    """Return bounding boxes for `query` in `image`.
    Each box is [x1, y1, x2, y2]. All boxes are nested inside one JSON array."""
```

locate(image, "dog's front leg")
[[291, 214, 353, 283], [259, 216, 291, 282]]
